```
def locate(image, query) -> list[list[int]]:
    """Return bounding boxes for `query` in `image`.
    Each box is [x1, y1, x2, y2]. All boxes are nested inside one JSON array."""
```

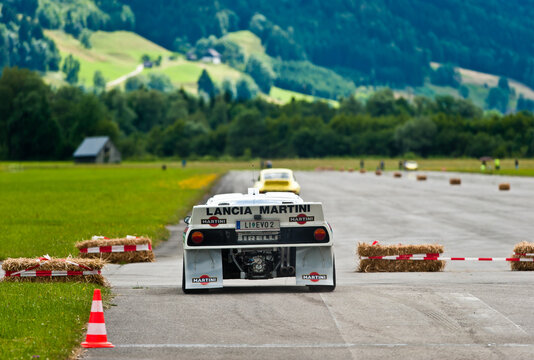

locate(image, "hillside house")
[[73, 136, 121, 164], [201, 48, 221, 64]]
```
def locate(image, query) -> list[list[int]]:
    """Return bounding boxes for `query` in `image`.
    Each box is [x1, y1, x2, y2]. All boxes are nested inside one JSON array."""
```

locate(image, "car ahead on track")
[[404, 160, 418, 171], [254, 168, 301, 195], [182, 190, 335, 293]]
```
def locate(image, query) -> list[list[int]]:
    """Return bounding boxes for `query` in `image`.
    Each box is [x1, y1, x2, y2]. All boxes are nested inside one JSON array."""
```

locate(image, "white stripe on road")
[[115, 343, 534, 349]]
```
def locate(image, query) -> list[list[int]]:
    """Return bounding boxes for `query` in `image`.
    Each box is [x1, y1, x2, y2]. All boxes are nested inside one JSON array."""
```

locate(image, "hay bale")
[[393, 172, 402, 178], [76, 237, 155, 263], [375, 170, 382, 176], [357, 242, 445, 272], [416, 175, 427, 181], [499, 183, 510, 191], [348, 168, 354, 172], [510, 242, 534, 271], [449, 178, 461, 185], [339, 167, 345, 172], [359, 169, 366, 174], [2, 257, 107, 286]]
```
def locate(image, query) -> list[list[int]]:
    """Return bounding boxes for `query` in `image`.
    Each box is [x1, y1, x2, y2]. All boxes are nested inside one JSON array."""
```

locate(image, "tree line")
[[2, 66, 534, 161]]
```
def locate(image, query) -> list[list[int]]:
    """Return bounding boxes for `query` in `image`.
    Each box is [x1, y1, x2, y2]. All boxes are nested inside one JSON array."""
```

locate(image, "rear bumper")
[[183, 246, 334, 289]]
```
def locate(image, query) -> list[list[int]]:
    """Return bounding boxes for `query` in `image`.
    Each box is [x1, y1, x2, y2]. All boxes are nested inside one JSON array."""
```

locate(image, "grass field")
[[0, 164, 222, 359], [0, 165, 221, 259], [44, 30, 171, 88], [0, 283, 110, 360]]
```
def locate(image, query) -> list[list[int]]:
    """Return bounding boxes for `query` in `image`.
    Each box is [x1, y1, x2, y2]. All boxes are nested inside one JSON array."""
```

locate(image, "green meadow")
[[0, 283, 110, 360], [0, 164, 222, 359], [0, 164, 221, 259]]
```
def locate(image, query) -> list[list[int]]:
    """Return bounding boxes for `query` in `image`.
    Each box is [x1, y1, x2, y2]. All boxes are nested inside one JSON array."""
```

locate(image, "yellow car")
[[254, 168, 301, 195]]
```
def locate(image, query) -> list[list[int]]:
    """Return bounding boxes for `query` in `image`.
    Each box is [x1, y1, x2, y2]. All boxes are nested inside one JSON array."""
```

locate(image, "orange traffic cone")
[[81, 289, 114, 348]]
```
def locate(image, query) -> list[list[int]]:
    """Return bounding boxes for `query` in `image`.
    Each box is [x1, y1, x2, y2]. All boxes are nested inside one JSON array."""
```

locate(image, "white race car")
[[182, 190, 335, 293]]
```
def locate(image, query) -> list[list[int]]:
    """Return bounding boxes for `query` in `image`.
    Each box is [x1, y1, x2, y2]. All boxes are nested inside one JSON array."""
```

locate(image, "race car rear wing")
[[190, 203, 325, 228]]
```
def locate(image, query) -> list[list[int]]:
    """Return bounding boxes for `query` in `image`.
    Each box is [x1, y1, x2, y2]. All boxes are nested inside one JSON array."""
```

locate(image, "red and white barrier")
[[3, 255, 101, 278], [360, 254, 534, 262], [5, 270, 101, 277], [79, 243, 152, 254]]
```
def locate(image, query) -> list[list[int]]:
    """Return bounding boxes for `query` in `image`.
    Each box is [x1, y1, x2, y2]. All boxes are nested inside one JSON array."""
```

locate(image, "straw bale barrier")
[[76, 237, 155, 263], [511, 242, 534, 271], [416, 175, 427, 181], [450, 178, 461, 185], [339, 167, 345, 172], [357, 242, 445, 272], [499, 183, 510, 191], [359, 169, 366, 174], [348, 168, 354, 172], [2, 257, 107, 285], [375, 170, 382, 176], [393, 172, 402, 178]]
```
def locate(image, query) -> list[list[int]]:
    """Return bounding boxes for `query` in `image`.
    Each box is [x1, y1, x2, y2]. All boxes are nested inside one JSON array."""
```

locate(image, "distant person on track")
[[515, 159, 519, 170], [495, 158, 500, 170], [266, 160, 272, 168], [380, 160, 385, 170], [182, 159, 187, 168], [480, 161, 486, 172], [360, 159, 364, 169], [398, 160, 403, 170]]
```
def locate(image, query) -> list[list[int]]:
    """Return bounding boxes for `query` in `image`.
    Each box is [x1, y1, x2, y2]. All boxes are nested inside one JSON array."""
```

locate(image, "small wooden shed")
[[73, 136, 121, 164]]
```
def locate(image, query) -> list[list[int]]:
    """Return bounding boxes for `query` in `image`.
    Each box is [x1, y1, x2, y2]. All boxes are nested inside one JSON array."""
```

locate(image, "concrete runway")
[[84, 170, 534, 360]]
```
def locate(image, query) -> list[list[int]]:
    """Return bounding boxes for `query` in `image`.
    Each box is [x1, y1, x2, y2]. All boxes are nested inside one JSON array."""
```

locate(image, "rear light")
[[191, 231, 204, 244], [314, 228, 326, 241]]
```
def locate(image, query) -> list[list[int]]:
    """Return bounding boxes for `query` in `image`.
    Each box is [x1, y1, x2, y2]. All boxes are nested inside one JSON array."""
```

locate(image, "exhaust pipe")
[[285, 266, 295, 276], [280, 265, 295, 276]]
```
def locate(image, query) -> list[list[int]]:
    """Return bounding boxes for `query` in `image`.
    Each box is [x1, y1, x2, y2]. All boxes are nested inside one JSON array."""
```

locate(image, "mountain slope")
[[44, 30, 170, 86], [123, 0, 534, 89], [43, 29, 336, 104]]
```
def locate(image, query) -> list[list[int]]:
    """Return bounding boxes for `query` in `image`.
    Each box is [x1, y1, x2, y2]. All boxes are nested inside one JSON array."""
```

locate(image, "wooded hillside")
[[124, 0, 534, 88]]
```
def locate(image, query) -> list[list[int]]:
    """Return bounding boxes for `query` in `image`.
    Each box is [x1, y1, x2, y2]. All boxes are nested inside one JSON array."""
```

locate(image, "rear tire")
[[308, 258, 336, 292]]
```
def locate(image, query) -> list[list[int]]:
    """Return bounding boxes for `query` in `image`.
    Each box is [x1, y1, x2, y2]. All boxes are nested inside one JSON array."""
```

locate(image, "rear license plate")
[[236, 220, 280, 231], [237, 234, 279, 242]]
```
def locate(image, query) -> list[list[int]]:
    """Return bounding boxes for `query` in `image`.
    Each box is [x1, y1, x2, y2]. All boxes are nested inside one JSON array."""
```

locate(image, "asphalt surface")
[[83, 170, 534, 360]]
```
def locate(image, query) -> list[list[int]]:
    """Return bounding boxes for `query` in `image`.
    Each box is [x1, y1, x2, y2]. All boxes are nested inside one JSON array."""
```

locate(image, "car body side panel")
[[184, 249, 223, 289], [295, 246, 334, 286]]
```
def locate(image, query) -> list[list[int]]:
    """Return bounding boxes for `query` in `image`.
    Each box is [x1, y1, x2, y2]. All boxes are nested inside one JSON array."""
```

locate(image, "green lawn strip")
[[0, 283, 110, 360], [0, 166, 222, 359], [0, 166, 222, 259]]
